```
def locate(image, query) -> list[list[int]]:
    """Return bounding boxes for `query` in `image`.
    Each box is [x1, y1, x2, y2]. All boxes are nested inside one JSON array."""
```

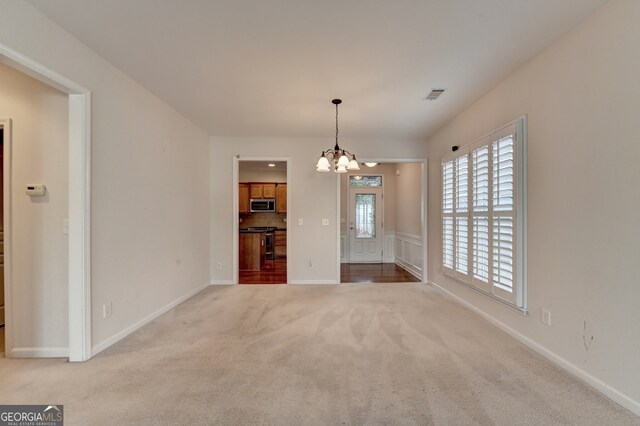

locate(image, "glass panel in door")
[[355, 194, 376, 238]]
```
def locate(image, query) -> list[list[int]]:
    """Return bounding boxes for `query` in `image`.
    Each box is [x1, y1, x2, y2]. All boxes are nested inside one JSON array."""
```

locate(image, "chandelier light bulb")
[[347, 155, 360, 171], [337, 154, 350, 167], [316, 154, 331, 171]]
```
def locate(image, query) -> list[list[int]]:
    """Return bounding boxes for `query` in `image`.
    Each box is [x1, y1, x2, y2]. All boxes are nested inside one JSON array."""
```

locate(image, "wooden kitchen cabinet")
[[274, 229, 287, 258], [249, 183, 276, 199], [239, 183, 250, 213], [239, 232, 266, 271], [276, 184, 287, 213], [250, 184, 263, 199], [262, 184, 276, 199]]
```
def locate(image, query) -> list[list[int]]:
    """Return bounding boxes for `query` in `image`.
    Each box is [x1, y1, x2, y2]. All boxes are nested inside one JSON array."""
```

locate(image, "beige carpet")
[[0, 284, 637, 425]]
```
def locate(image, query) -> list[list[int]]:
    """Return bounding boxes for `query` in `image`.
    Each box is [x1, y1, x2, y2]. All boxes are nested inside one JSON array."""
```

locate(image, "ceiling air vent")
[[425, 89, 445, 100]]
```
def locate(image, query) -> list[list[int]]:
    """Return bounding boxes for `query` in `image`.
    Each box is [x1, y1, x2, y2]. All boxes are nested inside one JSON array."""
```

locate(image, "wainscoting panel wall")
[[394, 233, 423, 280]]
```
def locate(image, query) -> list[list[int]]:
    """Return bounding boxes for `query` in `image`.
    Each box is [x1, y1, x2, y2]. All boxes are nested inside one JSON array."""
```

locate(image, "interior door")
[[349, 186, 383, 263]]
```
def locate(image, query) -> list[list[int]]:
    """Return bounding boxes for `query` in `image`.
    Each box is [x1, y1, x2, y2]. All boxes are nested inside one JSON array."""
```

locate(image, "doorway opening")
[[235, 159, 289, 284], [1, 42, 91, 361], [0, 126, 4, 354], [339, 160, 427, 283]]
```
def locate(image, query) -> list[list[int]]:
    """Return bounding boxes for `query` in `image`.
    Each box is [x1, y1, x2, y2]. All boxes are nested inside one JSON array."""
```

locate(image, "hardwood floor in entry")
[[341, 263, 419, 283], [240, 259, 287, 284]]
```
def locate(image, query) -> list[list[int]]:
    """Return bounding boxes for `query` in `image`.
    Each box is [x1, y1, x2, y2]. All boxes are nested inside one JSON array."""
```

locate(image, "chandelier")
[[316, 99, 360, 173]]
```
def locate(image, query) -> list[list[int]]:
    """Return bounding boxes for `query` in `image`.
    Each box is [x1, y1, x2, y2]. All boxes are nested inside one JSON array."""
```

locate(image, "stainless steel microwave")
[[250, 199, 276, 212]]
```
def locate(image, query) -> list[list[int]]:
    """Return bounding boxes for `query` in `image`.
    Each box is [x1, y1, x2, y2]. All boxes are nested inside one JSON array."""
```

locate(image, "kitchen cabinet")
[[249, 183, 276, 199], [276, 184, 287, 213], [239, 184, 250, 213], [263, 184, 276, 198], [239, 232, 266, 271], [250, 184, 263, 199], [274, 229, 287, 258]]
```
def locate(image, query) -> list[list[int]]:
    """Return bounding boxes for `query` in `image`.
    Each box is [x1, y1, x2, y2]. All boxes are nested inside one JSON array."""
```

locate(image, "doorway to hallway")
[[339, 161, 427, 283], [348, 177, 383, 263]]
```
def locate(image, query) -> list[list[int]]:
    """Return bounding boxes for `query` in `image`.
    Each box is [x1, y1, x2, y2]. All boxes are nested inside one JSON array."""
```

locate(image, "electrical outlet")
[[103, 302, 112, 319], [308, 260, 314, 268], [542, 308, 551, 326], [322, 218, 329, 226], [216, 262, 222, 270]]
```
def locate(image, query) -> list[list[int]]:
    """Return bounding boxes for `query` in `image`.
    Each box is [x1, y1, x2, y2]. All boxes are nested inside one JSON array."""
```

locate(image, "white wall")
[[211, 137, 426, 283], [395, 163, 422, 236], [0, 62, 68, 352], [426, 0, 640, 411], [0, 1, 211, 353]]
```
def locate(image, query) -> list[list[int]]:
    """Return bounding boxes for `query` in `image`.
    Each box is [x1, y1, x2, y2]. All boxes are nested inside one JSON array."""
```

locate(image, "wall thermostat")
[[26, 184, 46, 197]]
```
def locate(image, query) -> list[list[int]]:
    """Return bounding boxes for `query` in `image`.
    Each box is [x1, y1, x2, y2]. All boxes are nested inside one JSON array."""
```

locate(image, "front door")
[[349, 177, 383, 263]]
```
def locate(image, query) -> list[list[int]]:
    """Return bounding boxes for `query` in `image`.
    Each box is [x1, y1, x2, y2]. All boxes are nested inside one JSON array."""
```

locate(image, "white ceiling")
[[29, 0, 607, 139]]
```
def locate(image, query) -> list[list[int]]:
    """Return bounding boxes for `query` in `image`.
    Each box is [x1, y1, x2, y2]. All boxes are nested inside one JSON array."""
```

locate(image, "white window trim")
[[441, 116, 527, 313]]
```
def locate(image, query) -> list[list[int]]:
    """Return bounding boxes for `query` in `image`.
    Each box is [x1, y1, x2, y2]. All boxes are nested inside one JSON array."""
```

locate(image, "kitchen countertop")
[[239, 227, 287, 232]]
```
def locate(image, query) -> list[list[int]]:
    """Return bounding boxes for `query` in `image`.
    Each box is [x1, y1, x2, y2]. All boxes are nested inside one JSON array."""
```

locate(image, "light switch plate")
[[298, 219, 303, 226], [103, 302, 112, 319], [322, 218, 329, 226]]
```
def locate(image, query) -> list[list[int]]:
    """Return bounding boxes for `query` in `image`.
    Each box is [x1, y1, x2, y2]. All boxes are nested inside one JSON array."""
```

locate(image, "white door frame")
[[232, 156, 291, 284], [0, 43, 92, 361], [337, 158, 428, 283], [346, 174, 384, 263]]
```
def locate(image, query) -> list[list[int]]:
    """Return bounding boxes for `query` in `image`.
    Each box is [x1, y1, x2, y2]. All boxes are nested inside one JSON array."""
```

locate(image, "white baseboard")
[[91, 282, 210, 356], [429, 280, 640, 417], [289, 280, 338, 285], [395, 260, 423, 280], [210, 280, 234, 285], [9, 347, 69, 358]]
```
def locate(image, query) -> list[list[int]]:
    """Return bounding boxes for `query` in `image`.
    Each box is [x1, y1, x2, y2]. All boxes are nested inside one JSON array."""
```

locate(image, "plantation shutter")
[[442, 160, 455, 272], [491, 124, 517, 304], [441, 117, 526, 310], [454, 154, 470, 282], [471, 139, 492, 292]]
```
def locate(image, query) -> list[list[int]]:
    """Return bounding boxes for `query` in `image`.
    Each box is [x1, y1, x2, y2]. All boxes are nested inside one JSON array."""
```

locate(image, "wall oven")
[[250, 199, 276, 212]]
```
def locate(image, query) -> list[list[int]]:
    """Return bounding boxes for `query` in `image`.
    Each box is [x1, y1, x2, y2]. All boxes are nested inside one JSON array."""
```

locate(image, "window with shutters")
[[441, 117, 527, 310]]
